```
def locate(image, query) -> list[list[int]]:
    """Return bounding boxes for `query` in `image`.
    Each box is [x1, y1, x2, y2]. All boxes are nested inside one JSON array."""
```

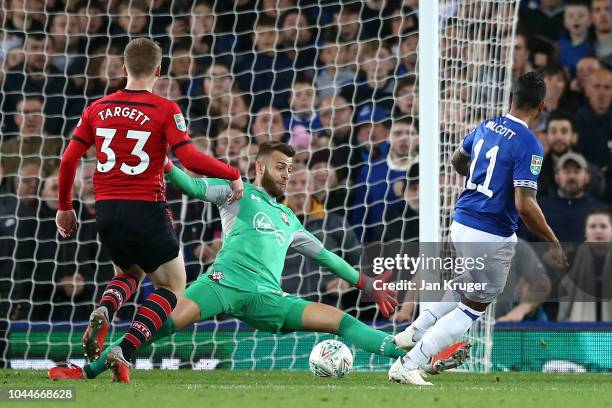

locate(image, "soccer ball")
[[309, 340, 353, 378]]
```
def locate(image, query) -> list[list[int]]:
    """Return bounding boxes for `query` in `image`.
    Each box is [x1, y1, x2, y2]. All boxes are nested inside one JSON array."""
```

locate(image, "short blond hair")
[[123, 38, 162, 79]]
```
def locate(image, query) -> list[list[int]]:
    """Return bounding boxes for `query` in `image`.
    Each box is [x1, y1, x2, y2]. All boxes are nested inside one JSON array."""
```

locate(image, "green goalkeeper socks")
[[83, 316, 176, 379], [338, 313, 406, 359]]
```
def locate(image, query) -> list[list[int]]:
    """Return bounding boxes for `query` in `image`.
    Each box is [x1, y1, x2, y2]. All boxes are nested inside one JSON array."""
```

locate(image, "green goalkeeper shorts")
[[184, 274, 311, 334]]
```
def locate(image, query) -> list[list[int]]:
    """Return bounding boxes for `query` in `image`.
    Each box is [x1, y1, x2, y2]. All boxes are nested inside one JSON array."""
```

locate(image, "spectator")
[[72, 1, 109, 55], [259, 0, 293, 19], [496, 239, 551, 322], [251, 106, 287, 144], [511, 32, 534, 82], [0, 162, 17, 249], [234, 14, 293, 112], [67, 1, 111, 91], [190, 62, 233, 134], [2, 46, 25, 75], [1, 34, 70, 136], [189, 0, 234, 63], [529, 36, 560, 70], [196, 89, 251, 135], [110, 0, 151, 49], [351, 40, 395, 112], [12, 160, 41, 213], [332, 3, 361, 42], [164, 16, 193, 56], [518, 0, 565, 41], [349, 104, 391, 183], [386, 5, 418, 55], [277, 10, 318, 78], [574, 68, 612, 171], [590, 0, 611, 66], [529, 152, 609, 243], [14, 171, 96, 321], [4, 0, 47, 34], [282, 164, 360, 307], [539, 110, 606, 197], [47, 13, 81, 73], [152, 76, 185, 111], [0, 96, 63, 177], [214, 128, 249, 166], [393, 75, 419, 118], [397, 32, 418, 77], [150, 0, 174, 39], [308, 149, 349, 219], [558, 209, 612, 322], [169, 45, 200, 98], [0, 162, 16, 366], [350, 115, 409, 242], [571, 56, 602, 94], [0, 23, 22, 68], [534, 65, 580, 134], [224, 91, 251, 132], [373, 161, 420, 244], [558, 0, 594, 78], [251, 106, 286, 142], [318, 95, 354, 182], [284, 77, 323, 136], [73, 161, 114, 314], [238, 144, 259, 182], [79, 47, 125, 104], [314, 32, 356, 100]]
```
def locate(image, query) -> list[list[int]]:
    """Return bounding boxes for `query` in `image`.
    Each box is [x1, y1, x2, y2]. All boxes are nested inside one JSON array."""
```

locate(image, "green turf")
[[0, 370, 610, 408]]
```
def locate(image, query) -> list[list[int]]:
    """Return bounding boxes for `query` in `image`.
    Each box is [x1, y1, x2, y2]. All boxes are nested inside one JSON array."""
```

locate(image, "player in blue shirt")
[[390, 72, 567, 385]]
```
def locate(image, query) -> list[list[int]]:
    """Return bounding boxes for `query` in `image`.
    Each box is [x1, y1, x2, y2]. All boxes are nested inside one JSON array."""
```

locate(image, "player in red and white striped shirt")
[[56, 38, 243, 383]]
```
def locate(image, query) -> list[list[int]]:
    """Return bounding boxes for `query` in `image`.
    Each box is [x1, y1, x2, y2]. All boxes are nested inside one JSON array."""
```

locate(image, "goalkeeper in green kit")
[[49, 141, 407, 383]]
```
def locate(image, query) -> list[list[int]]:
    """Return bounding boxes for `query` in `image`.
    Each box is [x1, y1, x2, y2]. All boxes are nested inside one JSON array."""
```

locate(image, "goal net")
[[0, 0, 519, 371]]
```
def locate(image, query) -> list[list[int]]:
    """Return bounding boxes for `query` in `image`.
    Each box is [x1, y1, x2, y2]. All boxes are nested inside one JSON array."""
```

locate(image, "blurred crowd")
[[0, 0, 610, 329]]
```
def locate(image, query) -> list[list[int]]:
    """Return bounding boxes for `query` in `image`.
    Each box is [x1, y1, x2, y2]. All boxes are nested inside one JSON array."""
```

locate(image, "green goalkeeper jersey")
[[166, 166, 360, 294]]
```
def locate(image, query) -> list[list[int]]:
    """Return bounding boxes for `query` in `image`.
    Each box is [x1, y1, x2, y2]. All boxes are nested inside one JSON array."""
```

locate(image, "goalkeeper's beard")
[[261, 168, 285, 198]]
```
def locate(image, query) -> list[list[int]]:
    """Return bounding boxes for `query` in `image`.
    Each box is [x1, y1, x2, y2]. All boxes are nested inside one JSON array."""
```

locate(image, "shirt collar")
[[504, 113, 529, 129]]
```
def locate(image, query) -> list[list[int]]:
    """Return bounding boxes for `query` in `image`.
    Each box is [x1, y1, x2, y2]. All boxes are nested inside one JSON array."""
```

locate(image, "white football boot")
[[388, 358, 433, 386], [393, 325, 418, 351]]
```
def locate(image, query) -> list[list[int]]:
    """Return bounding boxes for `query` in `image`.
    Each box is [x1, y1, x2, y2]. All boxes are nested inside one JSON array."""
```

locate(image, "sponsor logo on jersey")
[[530, 155, 543, 175], [174, 113, 186, 131], [208, 271, 225, 283], [280, 211, 290, 226], [250, 194, 261, 202], [253, 212, 286, 245]]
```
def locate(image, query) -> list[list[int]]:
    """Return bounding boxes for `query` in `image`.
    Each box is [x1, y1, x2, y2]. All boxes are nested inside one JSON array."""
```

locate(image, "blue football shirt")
[[453, 114, 544, 237]]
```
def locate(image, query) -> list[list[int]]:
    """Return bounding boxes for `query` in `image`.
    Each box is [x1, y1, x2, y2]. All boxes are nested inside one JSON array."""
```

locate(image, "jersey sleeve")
[[291, 226, 359, 285], [72, 105, 95, 146], [459, 128, 477, 156], [162, 101, 191, 149], [165, 165, 232, 205], [513, 136, 544, 191]]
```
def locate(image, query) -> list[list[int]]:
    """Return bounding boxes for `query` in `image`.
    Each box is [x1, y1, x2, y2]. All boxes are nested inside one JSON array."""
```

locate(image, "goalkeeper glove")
[[356, 270, 398, 318]]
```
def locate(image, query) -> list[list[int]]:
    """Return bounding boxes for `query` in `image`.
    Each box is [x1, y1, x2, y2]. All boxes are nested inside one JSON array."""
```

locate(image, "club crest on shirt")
[[208, 271, 225, 283], [174, 113, 186, 131], [280, 211, 290, 226], [530, 155, 543, 175]]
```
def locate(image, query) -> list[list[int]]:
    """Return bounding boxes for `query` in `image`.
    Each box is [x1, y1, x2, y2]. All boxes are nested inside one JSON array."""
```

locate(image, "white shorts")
[[449, 221, 517, 303]]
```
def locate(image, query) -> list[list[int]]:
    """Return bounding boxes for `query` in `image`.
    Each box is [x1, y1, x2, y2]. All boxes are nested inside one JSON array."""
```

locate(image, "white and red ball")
[[309, 340, 353, 378]]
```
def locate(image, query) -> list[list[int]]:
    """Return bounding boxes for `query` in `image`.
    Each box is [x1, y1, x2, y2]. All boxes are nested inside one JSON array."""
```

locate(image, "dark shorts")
[[95, 200, 179, 273]]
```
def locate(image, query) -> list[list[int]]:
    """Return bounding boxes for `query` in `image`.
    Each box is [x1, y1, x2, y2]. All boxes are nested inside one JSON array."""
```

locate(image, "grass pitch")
[[0, 369, 610, 408]]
